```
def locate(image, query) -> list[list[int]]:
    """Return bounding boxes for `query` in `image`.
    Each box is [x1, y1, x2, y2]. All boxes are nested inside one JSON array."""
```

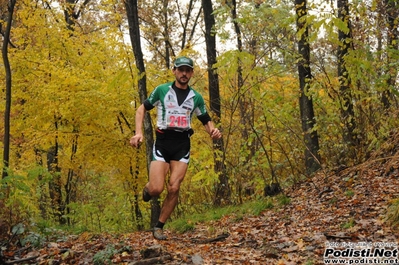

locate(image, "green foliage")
[[304, 260, 315, 265], [277, 194, 291, 206], [341, 218, 356, 229], [11, 223, 25, 236], [20, 232, 46, 248], [168, 199, 274, 233], [63, 173, 143, 233], [252, 198, 274, 215], [1, 171, 39, 228], [385, 198, 399, 228], [92, 243, 132, 265], [0, 0, 146, 234], [9, 222, 66, 248], [169, 219, 195, 234], [344, 190, 355, 197], [93, 244, 117, 265], [329, 197, 338, 205]]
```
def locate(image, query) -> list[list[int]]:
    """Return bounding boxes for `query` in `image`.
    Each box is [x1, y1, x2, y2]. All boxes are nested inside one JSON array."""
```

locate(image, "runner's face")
[[173, 66, 193, 87]]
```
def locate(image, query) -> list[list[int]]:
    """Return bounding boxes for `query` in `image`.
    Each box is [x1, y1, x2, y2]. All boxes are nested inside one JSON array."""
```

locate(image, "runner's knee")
[[167, 184, 180, 195], [148, 184, 164, 196]]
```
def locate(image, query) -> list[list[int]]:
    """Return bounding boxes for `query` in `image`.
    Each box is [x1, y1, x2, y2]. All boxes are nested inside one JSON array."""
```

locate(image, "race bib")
[[166, 110, 190, 130]]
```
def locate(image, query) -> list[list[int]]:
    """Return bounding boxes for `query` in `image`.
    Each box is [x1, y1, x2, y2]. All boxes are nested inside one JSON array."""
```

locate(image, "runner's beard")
[[177, 76, 189, 86]]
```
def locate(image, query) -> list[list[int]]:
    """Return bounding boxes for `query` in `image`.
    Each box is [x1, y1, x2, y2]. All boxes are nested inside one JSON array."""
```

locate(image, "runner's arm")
[[130, 104, 146, 148], [204, 121, 222, 140]]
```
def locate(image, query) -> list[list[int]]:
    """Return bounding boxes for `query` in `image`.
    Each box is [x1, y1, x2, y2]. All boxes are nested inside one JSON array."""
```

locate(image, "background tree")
[[337, 0, 358, 154], [124, 0, 156, 228], [2, 0, 143, 231], [225, 0, 255, 202], [44, 0, 95, 225], [138, 0, 202, 67], [295, 0, 321, 174], [202, 0, 230, 206], [1, 0, 16, 179], [381, 0, 399, 109], [214, 1, 302, 201]]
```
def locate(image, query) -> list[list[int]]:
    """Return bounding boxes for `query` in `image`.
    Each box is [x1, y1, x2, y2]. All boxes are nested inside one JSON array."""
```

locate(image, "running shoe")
[[153, 227, 167, 240], [142, 187, 152, 202]]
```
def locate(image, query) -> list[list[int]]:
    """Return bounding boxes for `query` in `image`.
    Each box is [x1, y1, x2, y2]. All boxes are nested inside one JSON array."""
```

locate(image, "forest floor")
[[2, 131, 399, 265]]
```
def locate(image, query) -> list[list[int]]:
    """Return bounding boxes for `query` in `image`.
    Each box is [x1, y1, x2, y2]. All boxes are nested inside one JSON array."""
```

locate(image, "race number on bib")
[[166, 111, 190, 130]]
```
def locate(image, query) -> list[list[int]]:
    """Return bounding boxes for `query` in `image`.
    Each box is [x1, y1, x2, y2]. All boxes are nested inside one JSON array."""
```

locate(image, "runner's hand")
[[210, 128, 222, 139], [130, 134, 143, 148]]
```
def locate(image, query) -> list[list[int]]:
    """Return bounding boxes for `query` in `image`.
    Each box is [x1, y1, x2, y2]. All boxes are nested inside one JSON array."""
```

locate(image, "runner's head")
[[173, 56, 194, 88]]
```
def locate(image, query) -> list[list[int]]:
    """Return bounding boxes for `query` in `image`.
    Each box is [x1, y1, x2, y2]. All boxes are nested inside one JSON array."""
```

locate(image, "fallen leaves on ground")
[[3, 134, 399, 264]]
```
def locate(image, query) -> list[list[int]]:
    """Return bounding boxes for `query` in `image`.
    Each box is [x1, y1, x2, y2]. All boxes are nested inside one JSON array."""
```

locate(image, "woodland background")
[[0, 0, 399, 240]]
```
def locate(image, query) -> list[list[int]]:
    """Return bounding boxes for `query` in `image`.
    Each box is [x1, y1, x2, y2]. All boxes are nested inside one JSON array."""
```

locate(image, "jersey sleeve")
[[143, 99, 155, 111], [197, 113, 212, 125], [193, 93, 212, 125], [145, 86, 162, 109], [193, 93, 208, 116]]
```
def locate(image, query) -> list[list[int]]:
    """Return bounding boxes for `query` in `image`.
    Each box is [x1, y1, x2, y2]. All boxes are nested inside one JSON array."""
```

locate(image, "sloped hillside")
[[2, 131, 399, 264]]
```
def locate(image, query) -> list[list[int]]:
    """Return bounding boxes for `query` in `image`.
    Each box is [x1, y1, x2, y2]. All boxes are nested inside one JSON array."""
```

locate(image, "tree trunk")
[[227, 0, 247, 142], [63, 0, 91, 30], [35, 148, 48, 219], [337, 0, 358, 148], [1, 0, 16, 179], [162, 0, 171, 67], [65, 132, 79, 226], [124, 0, 157, 227], [45, 0, 89, 225], [202, 0, 231, 206], [118, 112, 144, 230], [295, 0, 321, 174], [382, 0, 399, 109], [47, 141, 65, 225], [226, 0, 258, 203]]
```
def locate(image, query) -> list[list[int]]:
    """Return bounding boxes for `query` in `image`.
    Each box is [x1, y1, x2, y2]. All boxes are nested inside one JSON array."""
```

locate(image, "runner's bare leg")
[[158, 160, 187, 223], [146, 161, 169, 196]]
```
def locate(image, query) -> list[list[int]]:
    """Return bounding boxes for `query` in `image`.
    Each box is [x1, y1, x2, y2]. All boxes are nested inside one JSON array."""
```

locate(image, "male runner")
[[130, 56, 222, 240]]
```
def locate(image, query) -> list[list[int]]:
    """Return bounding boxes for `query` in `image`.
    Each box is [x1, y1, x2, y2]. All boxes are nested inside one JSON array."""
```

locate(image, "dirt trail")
[[3, 132, 399, 264]]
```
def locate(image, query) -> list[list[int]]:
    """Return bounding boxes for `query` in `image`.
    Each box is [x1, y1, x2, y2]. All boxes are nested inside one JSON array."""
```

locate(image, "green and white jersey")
[[146, 82, 208, 131]]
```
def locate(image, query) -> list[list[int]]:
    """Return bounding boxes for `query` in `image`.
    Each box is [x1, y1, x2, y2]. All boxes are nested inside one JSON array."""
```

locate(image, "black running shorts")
[[152, 129, 191, 163]]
